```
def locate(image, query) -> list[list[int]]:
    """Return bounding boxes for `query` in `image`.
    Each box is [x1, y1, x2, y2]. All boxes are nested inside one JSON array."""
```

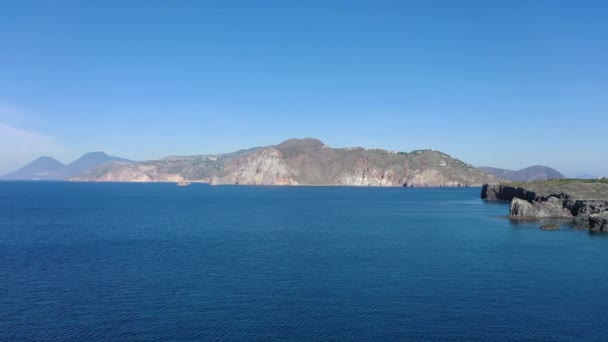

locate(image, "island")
[[64, 138, 500, 187], [482, 179, 608, 232]]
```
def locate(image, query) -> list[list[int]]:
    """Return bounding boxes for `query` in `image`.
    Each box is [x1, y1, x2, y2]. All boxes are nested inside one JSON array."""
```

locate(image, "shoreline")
[[482, 182, 608, 232], [1, 180, 485, 189]]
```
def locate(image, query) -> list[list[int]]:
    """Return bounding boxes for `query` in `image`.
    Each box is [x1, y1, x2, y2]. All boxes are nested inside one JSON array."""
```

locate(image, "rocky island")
[[482, 179, 608, 232], [68, 138, 500, 187]]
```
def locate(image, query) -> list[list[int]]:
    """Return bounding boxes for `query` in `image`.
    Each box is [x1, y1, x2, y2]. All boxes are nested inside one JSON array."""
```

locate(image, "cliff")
[[481, 179, 608, 231], [70, 138, 500, 186]]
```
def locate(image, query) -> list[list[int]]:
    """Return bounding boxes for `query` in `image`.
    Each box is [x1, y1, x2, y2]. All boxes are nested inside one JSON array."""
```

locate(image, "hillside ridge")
[[70, 138, 500, 186]]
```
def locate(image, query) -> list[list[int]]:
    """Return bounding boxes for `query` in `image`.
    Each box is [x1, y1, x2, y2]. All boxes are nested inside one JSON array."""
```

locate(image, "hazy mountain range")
[[1, 152, 133, 180], [575, 173, 598, 180], [3, 139, 571, 186], [478, 166, 565, 182]]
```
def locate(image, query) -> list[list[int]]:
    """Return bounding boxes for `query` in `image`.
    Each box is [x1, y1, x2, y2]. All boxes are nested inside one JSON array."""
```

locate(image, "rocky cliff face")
[[589, 213, 608, 231], [71, 138, 500, 186], [210, 148, 298, 185], [510, 197, 573, 219], [482, 182, 608, 232], [212, 139, 499, 186]]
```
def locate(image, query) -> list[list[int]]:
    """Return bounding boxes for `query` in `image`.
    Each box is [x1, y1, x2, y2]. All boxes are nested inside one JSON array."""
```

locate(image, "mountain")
[[63, 152, 133, 178], [478, 165, 565, 182], [1, 152, 134, 180], [70, 138, 500, 186], [1, 157, 67, 180], [576, 173, 597, 180]]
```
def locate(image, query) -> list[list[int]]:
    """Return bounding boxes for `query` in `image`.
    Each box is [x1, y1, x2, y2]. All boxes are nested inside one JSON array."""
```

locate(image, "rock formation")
[[588, 213, 608, 232], [540, 223, 560, 230], [482, 180, 608, 231]]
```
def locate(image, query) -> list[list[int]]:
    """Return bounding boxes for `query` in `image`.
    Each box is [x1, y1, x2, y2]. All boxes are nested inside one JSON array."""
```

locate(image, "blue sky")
[[1, 0, 607, 176]]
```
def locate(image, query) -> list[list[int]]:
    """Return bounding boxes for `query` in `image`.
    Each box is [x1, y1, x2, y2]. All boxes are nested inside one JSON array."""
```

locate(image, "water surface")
[[1, 182, 607, 341]]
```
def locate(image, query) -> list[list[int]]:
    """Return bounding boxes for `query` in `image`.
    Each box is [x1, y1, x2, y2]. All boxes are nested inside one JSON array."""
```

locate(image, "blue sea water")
[[1, 182, 608, 341]]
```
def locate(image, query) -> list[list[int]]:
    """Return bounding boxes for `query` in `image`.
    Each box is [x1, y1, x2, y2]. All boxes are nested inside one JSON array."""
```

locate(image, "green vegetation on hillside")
[[507, 178, 608, 187], [504, 178, 608, 200]]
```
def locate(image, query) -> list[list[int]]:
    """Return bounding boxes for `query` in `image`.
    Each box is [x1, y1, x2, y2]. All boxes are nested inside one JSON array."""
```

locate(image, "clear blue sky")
[[1, 0, 606, 176]]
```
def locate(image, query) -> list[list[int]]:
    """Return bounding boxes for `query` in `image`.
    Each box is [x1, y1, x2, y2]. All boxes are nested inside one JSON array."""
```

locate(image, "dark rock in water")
[[481, 184, 538, 202], [568, 200, 608, 217], [540, 223, 560, 230], [482, 180, 608, 232], [588, 213, 608, 232]]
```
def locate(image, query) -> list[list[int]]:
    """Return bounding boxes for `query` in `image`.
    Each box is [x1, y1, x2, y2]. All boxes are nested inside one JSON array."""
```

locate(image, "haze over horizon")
[[1, 1, 607, 177]]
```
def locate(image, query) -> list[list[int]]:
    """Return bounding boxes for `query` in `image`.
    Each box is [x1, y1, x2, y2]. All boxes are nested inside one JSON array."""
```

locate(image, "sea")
[[1, 182, 607, 341]]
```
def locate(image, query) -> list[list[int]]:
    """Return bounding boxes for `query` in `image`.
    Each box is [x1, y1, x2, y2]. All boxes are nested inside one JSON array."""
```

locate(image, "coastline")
[[482, 181, 608, 232]]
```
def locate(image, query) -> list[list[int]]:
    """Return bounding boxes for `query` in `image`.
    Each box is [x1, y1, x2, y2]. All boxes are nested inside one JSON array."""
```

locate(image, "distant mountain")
[[576, 173, 597, 180], [1, 152, 134, 180], [71, 138, 500, 186], [1, 157, 67, 180], [478, 165, 565, 182], [63, 152, 133, 178]]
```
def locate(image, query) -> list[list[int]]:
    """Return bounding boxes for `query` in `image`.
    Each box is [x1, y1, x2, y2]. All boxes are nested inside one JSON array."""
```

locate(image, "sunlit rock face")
[[69, 138, 500, 187]]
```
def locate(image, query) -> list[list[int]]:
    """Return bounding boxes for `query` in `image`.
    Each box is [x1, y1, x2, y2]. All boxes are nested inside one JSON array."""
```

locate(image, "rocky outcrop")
[[480, 184, 539, 202], [482, 182, 608, 231], [588, 213, 608, 232], [540, 223, 560, 230], [210, 148, 298, 185], [70, 138, 501, 186], [510, 197, 572, 219]]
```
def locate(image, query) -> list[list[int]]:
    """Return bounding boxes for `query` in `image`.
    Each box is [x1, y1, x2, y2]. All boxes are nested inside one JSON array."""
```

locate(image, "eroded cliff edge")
[[481, 180, 608, 232]]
